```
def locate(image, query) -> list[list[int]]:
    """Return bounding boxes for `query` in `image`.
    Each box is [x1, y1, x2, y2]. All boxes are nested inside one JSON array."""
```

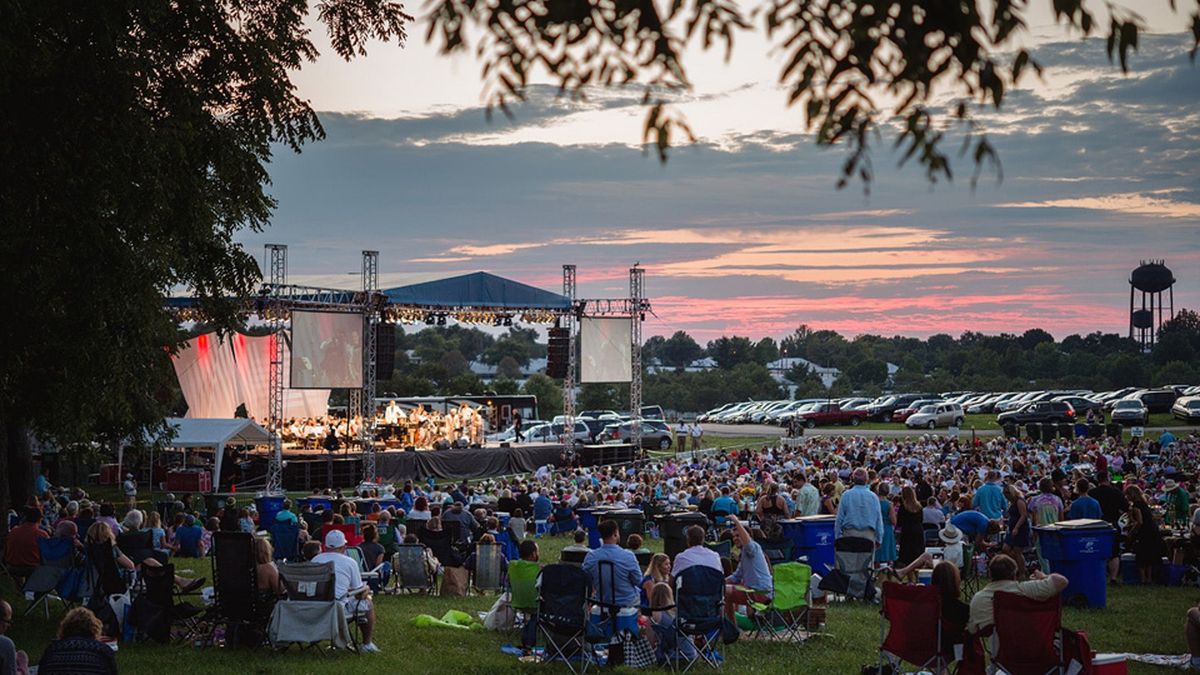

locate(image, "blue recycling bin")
[[579, 506, 617, 549], [1035, 522, 1115, 608], [780, 515, 836, 575], [255, 495, 287, 529], [298, 496, 333, 513]]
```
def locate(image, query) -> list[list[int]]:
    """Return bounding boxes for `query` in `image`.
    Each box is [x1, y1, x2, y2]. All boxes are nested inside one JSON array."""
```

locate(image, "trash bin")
[[1058, 422, 1073, 439], [255, 494, 287, 529], [1026, 423, 1042, 442], [1074, 423, 1089, 438], [578, 506, 616, 549], [1041, 422, 1058, 440], [1088, 423, 1104, 439], [780, 515, 837, 575], [1105, 423, 1122, 438], [1002, 423, 1018, 439], [659, 512, 710, 560], [1035, 520, 1115, 608], [598, 509, 646, 549]]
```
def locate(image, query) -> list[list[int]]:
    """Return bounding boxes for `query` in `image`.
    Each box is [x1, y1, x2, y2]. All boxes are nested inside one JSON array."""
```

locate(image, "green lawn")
[[3, 532, 1194, 673]]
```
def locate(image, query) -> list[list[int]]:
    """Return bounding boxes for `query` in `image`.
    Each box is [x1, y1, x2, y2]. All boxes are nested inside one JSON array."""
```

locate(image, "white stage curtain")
[[176, 331, 330, 419], [173, 333, 241, 418]]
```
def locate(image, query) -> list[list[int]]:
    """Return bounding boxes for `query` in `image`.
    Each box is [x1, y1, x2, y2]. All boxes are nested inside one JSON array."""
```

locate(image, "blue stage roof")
[[382, 271, 570, 310]]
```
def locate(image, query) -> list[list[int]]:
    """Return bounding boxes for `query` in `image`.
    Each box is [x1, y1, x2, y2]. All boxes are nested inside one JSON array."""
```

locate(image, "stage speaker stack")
[[375, 324, 397, 379], [547, 327, 569, 379]]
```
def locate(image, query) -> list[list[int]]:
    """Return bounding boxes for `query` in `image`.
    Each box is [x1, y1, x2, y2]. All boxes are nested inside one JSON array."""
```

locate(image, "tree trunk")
[[0, 421, 7, 537], [4, 420, 33, 529]]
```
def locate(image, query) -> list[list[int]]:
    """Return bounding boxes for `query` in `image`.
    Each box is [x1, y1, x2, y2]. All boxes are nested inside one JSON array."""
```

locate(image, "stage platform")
[[244, 442, 639, 490]]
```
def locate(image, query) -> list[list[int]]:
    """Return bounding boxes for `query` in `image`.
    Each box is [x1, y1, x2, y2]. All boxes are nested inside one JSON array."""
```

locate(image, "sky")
[[235, 4, 1200, 343]]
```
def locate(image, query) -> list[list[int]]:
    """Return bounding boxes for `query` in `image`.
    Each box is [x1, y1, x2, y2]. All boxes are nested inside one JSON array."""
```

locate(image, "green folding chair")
[[508, 559, 540, 619], [749, 562, 812, 643]]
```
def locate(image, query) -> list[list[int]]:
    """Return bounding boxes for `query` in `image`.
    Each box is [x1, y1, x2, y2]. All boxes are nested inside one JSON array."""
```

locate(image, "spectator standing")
[[122, 473, 137, 510], [1089, 472, 1127, 583], [795, 474, 820, 517], [972, 471, 1006, 520], [1066, 480, 1102, 520], [896, 486, 925, 567], [1125, 485, 1164, 585], [875, 482, 898, 565], [689, 422, 703, 451], [835, 469, 883, 545], [1001, 483, 1031, 579]]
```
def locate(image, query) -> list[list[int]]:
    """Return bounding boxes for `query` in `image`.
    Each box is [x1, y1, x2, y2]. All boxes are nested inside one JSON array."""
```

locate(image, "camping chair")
[[269, 521, 301, 561], [749, 562, 812, 644], [674, 565, 725, 671], [830, 535, 876, 600], [346, 546, 387, 591], [471, 542, 505, 594], [923, 524, 941, 547], [269, 561, 351, 651], [22, 537, 80, 618], [377, 522, 398, 558], [508, 559, 541, 631], [82, 540, 129, 603], [756, 537, 794, 566], [116, 529, 159, 565], [320, 523, 360, 549], [878, 581, 950, 674], [635, 551, 653, 568], [537, 563, 594, 674], [421, 527, 465, 568], [991, 591, 1064, 675], [560, 549, 588, 566], [494, 529, 519, 563], [391, 544, 437, 595], [206, 531, 270, 647], [301, 512, 324, 537], [130, 562, 203, 644]]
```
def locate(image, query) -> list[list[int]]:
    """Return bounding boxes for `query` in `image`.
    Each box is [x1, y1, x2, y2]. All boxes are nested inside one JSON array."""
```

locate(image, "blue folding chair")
[[675, 565, 726, 671]]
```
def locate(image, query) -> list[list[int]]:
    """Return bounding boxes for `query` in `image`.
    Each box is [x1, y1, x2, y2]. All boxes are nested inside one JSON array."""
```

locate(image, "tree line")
[[375, 310, 1200, 417]]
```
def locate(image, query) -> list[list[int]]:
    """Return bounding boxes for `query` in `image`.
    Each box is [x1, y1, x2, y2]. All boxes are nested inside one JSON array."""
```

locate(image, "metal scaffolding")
[[562, 265, 577, 440], [361, 250, 379, 484], [629, 265, 645, 453], [265, 244, 288, 495]]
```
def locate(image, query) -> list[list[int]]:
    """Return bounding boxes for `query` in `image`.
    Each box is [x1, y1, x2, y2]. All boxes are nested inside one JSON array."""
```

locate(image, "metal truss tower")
[[360, 250, 379, 484], [265, 244, 288, 494], [562, 265, 577, 439], [629, 265, 644, 453]]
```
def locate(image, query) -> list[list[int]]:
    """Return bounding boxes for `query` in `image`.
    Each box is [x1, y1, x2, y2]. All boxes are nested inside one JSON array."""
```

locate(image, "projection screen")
[[290, 311, 364, 389], [580, 317, 633, 383]]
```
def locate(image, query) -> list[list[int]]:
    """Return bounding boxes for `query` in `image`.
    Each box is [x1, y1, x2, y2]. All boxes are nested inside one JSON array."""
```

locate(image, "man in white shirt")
[[675, 421, 688, 450], [689, 422, 703, 451], [122, 473, 137, 509], [313, 529, 380, 652], [967, 553, 1067, 634], [672, 526, 723, 576], [794, 473, 820, 517]]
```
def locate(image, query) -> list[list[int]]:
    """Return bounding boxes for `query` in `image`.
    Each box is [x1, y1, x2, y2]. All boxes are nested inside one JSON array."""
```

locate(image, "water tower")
[[1129, 259, 1175, 349]]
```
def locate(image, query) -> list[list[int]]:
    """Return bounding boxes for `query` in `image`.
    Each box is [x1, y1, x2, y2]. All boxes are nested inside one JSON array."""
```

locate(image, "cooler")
[[1035, 519, 1114, 608], [658, 511, 710, 560], [598, 509, 646, 549], [780, 515, 836, 575], [255, 494, 287, 529], [578, 506, 615, 549]]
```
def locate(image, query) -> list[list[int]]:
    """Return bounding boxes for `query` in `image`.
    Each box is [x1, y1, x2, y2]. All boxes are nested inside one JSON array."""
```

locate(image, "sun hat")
[[1163, 479, 1179, 492], [324, 529, 347, 549], [939, 523, 963, 545]]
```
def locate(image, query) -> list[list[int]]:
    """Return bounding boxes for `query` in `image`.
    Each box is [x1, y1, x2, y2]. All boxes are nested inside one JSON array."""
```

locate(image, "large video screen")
[[290, 311, 364, 389], [580, 317, 633, 383]]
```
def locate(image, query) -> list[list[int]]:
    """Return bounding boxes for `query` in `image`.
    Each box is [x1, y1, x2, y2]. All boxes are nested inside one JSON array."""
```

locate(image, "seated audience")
[[507, 508, 527, 541], [723, 515, 773, 621], [3, 507, 47, 579], [312, 529, 379, 653], [0, 600, 30, 675], [672, 525, 723, 576], [645, 582, 696, 662], [641, 553, 672, 609], [967, 554, 1067, 634], [254, 537, 283, 596], [931, 560, 969, 653], [36, 607, 117, 675], [582, 519, 642, 610], [562, 530, 590, 554]]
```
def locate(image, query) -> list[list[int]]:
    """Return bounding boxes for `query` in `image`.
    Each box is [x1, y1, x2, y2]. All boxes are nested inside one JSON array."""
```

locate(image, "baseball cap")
[[324, 529, 347, 548]]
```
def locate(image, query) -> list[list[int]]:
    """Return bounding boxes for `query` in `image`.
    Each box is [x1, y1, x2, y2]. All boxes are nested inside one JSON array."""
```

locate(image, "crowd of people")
[[4, 426, 1200, 671]]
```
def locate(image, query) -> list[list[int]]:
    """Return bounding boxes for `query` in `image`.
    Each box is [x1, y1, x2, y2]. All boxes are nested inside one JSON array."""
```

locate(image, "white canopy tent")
[[162, 417, 272, 491]]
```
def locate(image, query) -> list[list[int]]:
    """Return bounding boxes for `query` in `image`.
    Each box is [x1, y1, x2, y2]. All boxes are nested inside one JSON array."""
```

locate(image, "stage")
[[243, 442, 639, 489]]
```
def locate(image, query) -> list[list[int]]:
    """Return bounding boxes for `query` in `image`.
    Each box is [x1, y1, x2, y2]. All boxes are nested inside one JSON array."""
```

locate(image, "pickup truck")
[[796, 403, 869, 428]]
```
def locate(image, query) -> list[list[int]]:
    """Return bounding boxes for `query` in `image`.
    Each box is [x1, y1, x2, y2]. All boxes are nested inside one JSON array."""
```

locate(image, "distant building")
[[766, 357, 841, 389]]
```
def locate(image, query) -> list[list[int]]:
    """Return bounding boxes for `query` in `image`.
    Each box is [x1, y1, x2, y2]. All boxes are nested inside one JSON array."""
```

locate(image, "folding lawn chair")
[[559, 549, 588, 566], [832, 536, 875, 600], [495, 529, 519, 562], [22, 537, 81, 618], [129, 562, 203, 644], [391, 544, 437, 594], [205, 531, 271, 647], [674, 565, 725, 671], [756, 538, 793, 566], [749, 562, 812, 644], [346, 546, 387, 590], [537, 563, 595, 674], [878, 581, 951, 674], [992, 591, 1065, 675], [269, 521, 300, 561], [269, 561, 351, 651], [509, 559, 540, 646], [471, 542, 505, 594]]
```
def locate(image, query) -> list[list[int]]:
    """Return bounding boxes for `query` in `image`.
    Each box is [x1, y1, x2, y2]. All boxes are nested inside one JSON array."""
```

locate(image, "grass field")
[[3, 531, 1194, 674]]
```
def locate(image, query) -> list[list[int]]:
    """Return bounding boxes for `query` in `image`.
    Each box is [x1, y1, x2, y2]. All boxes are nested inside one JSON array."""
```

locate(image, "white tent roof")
[[165, 417, 271, 448]]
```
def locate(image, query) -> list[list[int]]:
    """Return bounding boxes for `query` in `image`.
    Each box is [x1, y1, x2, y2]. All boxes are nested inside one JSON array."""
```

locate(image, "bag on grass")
[[721, 617, 740, 645], [440, 566, 469, 597], [620, 632, 656, 668], [483, 592, 515, 631]]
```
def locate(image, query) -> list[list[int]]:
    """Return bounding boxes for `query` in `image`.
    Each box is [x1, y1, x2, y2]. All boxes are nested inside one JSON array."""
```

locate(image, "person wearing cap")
[[122, 473, 137, 509], [312, 529, 380, 652], [1163, 479, 1190, 529]]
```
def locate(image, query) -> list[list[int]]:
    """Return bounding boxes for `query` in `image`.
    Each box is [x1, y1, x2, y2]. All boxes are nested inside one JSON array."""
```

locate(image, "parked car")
[[996, 400, 1076, 426], [1052, 395, 1102, 418], [486, 419, 550, 442], [1110, 399, 1148, 426], [577, 417, 609, 443], [796, 403, 870, 428], [1127, 388, 1178, 414], [1171, 396, 1200, 424], [867, 393, 937, 422], [892, 398, 945, 423], [601, 420, 673, 449], [905, 403, 965, 429], [579, 409, 621, 421], [640, 405, 666, 421]]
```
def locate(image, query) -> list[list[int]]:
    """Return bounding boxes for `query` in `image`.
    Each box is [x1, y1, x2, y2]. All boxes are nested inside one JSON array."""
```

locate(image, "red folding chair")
[[878, 581, 951, 673], [320, 523, 363, 549], [992, 591, 1063, 675]]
